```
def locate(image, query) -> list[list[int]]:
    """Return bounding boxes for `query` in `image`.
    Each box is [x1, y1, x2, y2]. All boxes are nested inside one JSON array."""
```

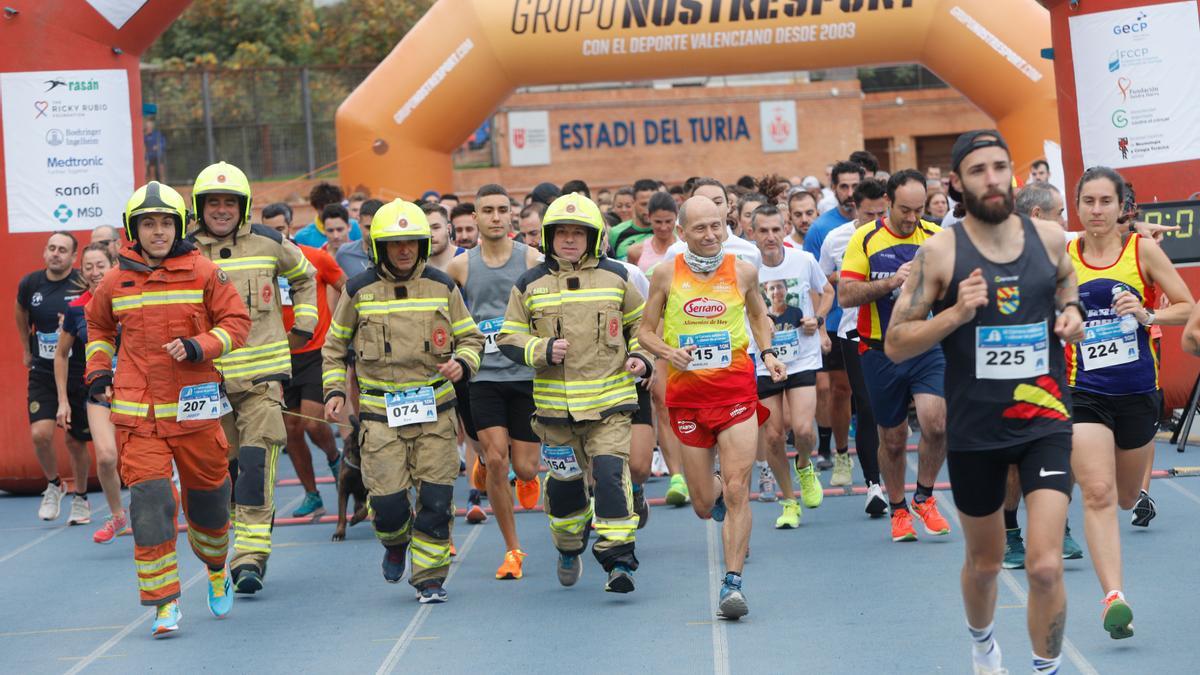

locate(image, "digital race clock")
[[1140, 200, 1200, 264]]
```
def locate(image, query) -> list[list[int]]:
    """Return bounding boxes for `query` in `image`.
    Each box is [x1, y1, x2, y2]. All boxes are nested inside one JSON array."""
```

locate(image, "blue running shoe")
[[718, 573, 748, 619], [415, 579, 447, 604], [292, 491, 325, 519], [558, 553, 582, 587], [710, 493, 727, 522], [328, 453, 341, 478], [382, 546, 407, 583], [232, 565, 263, 595], [207, 567, 233, 618], [605, 565, 635, 594], [1062, 525, 1083, 560], [151, 600, 181, 638]]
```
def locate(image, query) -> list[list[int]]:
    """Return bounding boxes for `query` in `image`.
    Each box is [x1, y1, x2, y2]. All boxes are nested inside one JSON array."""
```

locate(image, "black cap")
[[948, 130, 1010, 202], [530, 182, 561, 206]]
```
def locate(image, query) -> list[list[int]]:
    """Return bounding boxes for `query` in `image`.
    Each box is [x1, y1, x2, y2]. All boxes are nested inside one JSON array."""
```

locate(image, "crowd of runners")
[[18, 128, 1200, 675]]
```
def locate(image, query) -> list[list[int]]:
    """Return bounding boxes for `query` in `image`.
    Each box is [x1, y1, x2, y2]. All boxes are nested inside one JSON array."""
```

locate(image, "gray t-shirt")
[[465, 241, 535, 383], [335, 242, 372, 278]]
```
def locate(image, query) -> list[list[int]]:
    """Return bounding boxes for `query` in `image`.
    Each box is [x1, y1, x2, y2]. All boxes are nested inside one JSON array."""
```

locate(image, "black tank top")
[[935, 215, 1071, 451]]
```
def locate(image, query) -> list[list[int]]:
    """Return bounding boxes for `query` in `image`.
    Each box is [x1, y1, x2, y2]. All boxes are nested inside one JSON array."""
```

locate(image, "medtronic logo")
[[1112, 12, 1148, 35], [47, 156, 104, 169], [683, 297, 726, 318], [53, 204, 73, 224]]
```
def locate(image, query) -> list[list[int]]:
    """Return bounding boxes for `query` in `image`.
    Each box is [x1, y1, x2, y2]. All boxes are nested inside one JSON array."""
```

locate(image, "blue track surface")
[[2, 438, 1197, 674]]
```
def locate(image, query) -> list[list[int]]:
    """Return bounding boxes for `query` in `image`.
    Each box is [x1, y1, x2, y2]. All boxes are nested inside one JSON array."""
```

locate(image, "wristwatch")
[[816, 316, 825, 327], [760, 348, 779, 360], [1141, 310, 1156, 326]]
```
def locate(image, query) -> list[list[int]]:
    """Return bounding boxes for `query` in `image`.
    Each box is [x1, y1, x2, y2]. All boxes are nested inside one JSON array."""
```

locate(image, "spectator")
[[294, 182, 362, 248], [321, 203, 351, 256], [143, 116, 166, 182]]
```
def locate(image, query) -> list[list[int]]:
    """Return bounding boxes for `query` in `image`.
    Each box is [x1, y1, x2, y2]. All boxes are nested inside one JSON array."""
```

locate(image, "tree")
[[145, 0, 434, 67]]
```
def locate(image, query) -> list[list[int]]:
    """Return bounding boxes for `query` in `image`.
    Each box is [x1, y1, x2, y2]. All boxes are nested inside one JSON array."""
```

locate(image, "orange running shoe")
[[516, 477, 541, 510], [495, 549, 527, 580], [891, 508, 918, 542], [471, 458, 488, 492], [450, 540, 457, 557], [912, 495, 951, 536]]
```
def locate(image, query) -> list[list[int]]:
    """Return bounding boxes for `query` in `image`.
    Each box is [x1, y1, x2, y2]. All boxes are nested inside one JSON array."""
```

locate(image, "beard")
[[963, 185, 1015, 224]]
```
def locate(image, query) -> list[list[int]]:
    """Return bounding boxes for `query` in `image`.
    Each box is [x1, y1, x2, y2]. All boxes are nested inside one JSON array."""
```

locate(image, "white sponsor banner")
[[507, 110, 551, 167], [759, 100, 797, 153], [1, 69, 134, 233], [1069, 1, 1200, 169]]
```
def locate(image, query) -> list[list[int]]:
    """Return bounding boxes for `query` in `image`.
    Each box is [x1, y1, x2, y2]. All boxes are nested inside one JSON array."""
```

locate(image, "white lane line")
[[0, 502, 112, 565], [375, 524, 484, 675], [1161, 478, 1200, 508], [707, 519, 731, 675], [906, 456, 1100, 675], [63, 568, 208, 675]]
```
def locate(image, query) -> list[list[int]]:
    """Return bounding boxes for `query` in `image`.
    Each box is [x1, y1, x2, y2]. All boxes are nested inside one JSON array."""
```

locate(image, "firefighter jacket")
[[322, 260, 484, 421], [84, 242, 251, 438], [498, 254, 652, 423], [187, 222, 316, 392]]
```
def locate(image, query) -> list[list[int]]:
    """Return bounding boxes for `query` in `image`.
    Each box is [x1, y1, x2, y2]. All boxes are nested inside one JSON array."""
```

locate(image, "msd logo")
[[683, 297, 726, 318]]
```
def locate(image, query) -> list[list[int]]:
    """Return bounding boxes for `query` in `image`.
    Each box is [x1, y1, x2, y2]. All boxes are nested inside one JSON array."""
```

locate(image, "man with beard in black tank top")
[[884, 131, 1085, 675]]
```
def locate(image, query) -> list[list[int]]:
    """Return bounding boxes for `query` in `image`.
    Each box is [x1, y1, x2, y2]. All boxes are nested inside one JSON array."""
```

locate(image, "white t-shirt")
[[754, 248, 826, 375], [661, 226, 762, 270], [817, 193, 839, 215], [819, 220, 861, 339], [616, 259, 650, 299]]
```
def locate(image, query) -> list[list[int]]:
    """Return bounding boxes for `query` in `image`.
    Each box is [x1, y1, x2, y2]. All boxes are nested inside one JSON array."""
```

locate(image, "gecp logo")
[[1112, 11, 1148, 35]]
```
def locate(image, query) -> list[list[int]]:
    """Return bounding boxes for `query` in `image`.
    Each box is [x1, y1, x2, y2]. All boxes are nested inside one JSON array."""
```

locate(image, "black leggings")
[[841, 336, 880, 485]]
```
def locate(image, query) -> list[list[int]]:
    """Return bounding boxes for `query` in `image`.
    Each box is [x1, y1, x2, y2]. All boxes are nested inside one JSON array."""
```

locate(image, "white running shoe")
[[757, 464, 777, 502], [38, 481, 65, 521], [864, 482, 888, 518], [67, 495, 91, 525], [650, 449, 669, 477]]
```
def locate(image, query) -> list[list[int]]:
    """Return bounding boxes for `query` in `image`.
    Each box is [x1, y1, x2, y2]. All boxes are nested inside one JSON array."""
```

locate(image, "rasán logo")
[[683, 297, 726, 318]]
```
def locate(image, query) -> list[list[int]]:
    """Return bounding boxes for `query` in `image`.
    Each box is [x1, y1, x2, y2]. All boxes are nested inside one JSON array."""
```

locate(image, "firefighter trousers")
[[531, 412, 638, 572], [222, 381, 286, 575], [359, 409, 459, 587], [119, 428, 232, 606]]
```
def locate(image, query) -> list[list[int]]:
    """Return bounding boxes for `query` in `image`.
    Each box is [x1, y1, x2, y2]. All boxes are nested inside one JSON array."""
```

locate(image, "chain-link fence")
[[141, 65, 374, 184]]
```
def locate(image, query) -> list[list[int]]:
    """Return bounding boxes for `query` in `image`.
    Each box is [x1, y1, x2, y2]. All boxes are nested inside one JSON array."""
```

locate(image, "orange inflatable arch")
[[337, 0, 1059, 198]]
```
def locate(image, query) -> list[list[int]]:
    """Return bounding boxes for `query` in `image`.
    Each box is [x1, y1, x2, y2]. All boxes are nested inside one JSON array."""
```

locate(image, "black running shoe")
[[1131, 490, 1156, 527], [633, 487, 649, 529]]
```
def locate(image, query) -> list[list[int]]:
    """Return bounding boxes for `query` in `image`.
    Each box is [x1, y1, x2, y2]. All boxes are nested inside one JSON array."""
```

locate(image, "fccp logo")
[[1107, 47, 1150, 72], [1112, 11, 1148, 35]]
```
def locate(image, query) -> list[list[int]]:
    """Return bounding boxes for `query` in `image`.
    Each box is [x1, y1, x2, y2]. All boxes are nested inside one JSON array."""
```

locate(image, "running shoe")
[[864, 483, 888, 518], [891, 508, 918, 542], [465, 489, 488, 524], [415, 579, 448, 604], [67, 495, 91, 525], [710, 492, 727, 522], [1101, 591, 1134, 639], [471, 458, 487, 492], [1002, 528, 1026, 569], [1131, 490, 1156, 527], [516, 477, 540, 510], [151, 600, 181, 638], [1062, 525, 1083, 560], [717, 573, 748, 619], [449, 540, 457, 557], [650, 448, 669, 477], [774, 499, 801, 529], [558, 552, 582, 587], [830, 452, 854, 487], [814, 453, 834, 471], [632, 486, 649, 529], [794, 462, 824, 509], [38, 481, 64, 521], [495, 549, 527, 580], [93, 513, 131, 544], [232, 565, 264, 594], [292, 491, 326, 519], [757, 464, 778, 503], [605, 565, 635, 593], [665, 473, 690, 506], [207, 567, 233, 618], [328, 452, 341, 478], [382, 546, 407, 583], [912, 495, 951, 536]]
